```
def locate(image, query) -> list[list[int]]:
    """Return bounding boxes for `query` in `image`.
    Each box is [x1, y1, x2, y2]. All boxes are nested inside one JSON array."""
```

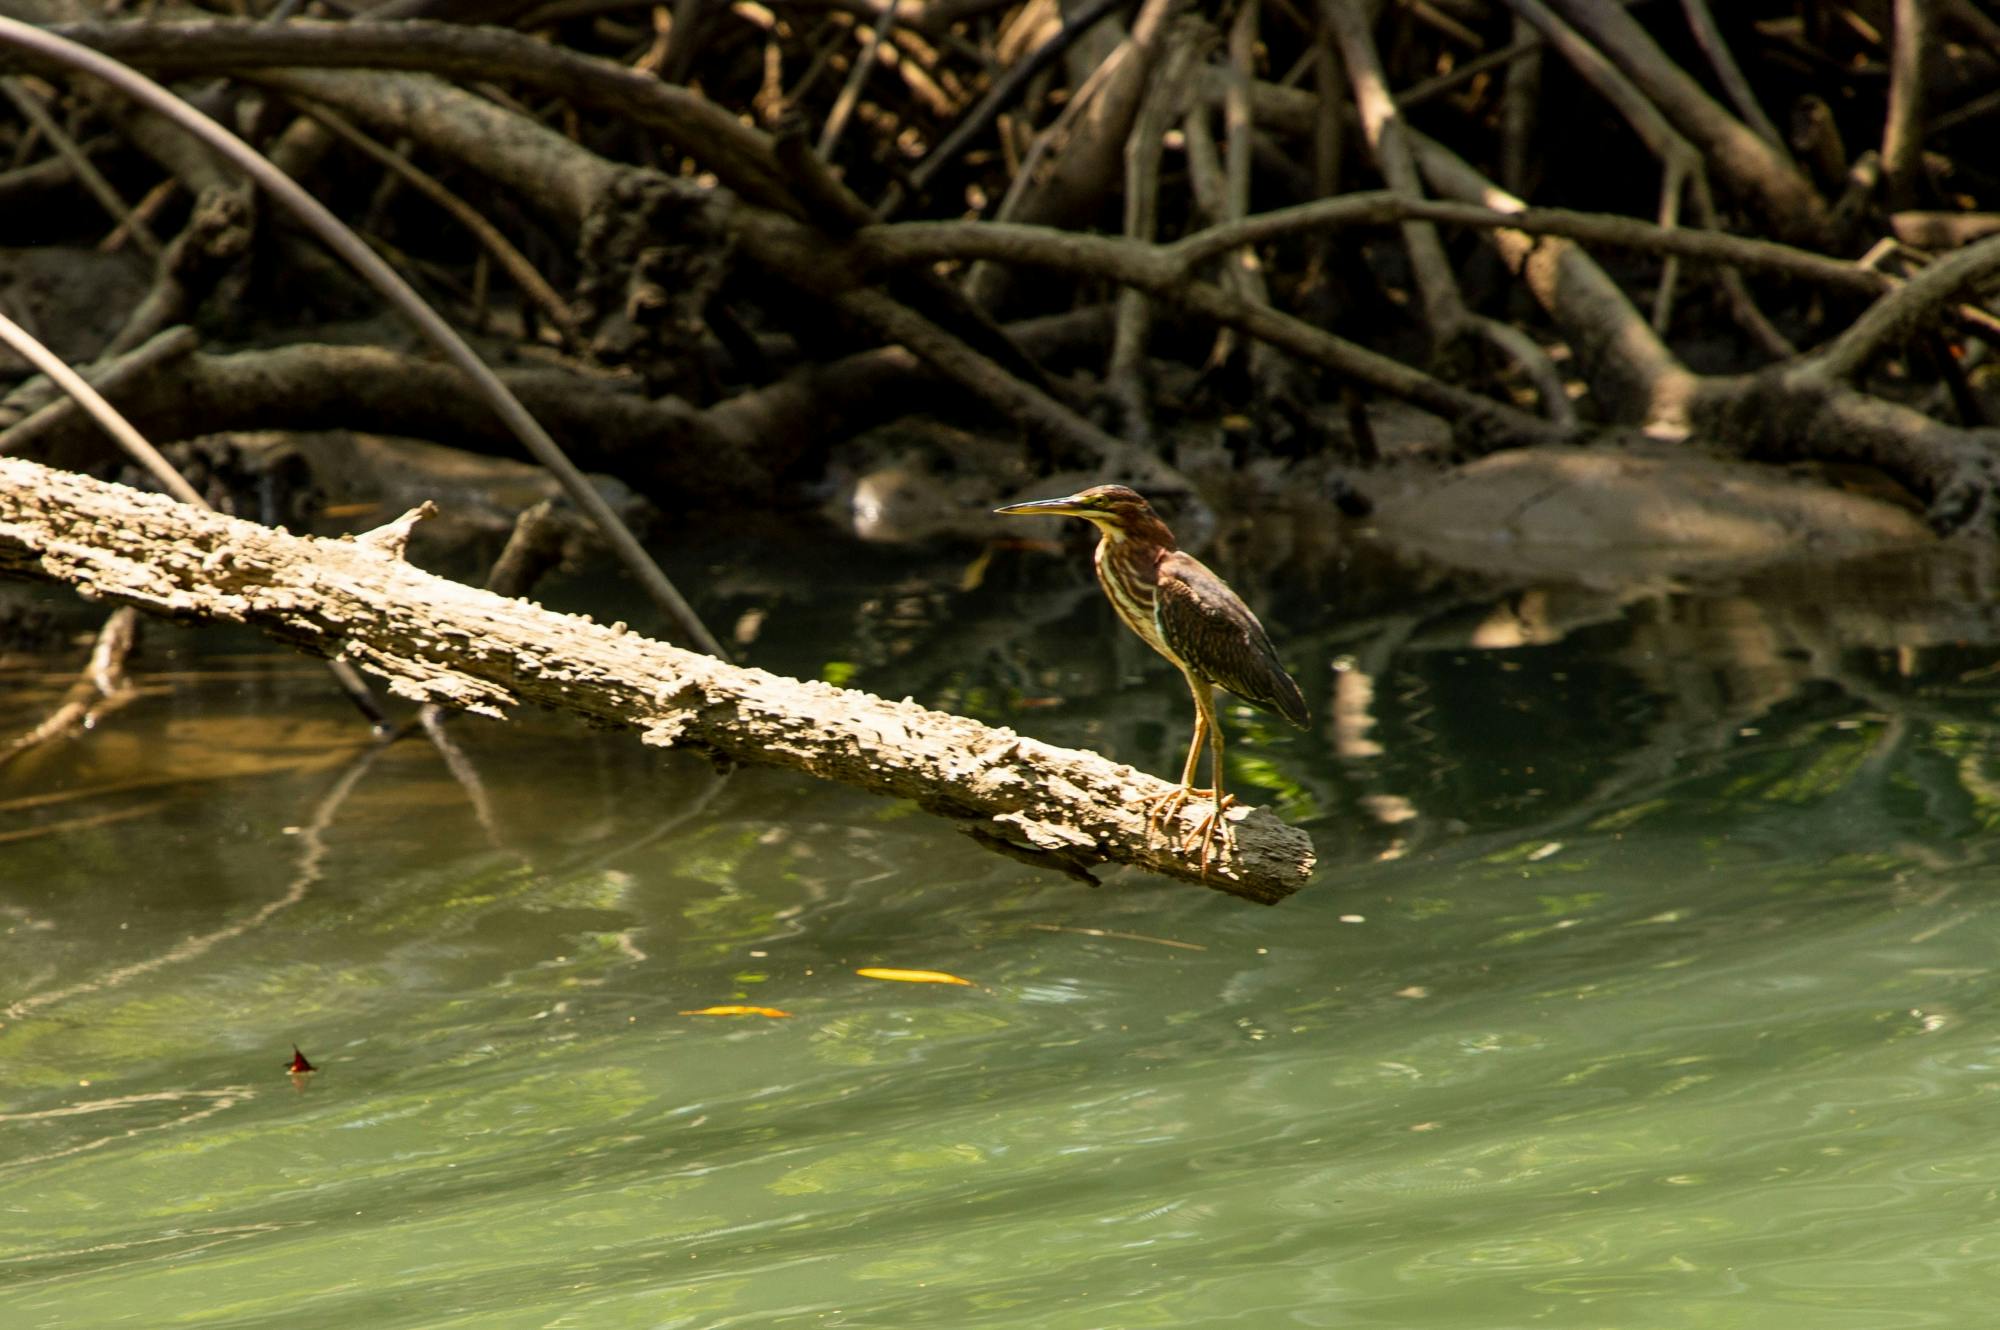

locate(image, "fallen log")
[[0, 457, 1318, 903]]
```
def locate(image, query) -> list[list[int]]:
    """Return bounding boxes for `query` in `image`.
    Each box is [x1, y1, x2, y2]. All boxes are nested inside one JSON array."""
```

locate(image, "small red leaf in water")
[[287, 1045, 317, 1074]]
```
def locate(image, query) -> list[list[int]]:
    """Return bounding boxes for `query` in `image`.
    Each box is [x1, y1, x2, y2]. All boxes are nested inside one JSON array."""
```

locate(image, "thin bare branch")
[[286, 98, 581, 348], [1882, 0, 1933, 210], [0, 75, 161, 258]]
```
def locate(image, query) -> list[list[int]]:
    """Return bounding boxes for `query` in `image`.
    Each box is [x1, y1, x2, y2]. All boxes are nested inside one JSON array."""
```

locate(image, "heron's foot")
[[1145, 784, 1232, 829], [1180, 798, 1238, 876], [1145, 786, 1237, 875]]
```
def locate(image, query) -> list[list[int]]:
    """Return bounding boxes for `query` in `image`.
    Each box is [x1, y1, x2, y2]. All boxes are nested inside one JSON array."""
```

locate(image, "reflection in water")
[[2, 533, 1999, 1328]]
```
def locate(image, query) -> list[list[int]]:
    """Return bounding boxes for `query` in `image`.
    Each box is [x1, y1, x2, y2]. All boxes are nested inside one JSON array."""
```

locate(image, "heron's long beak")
[[994, 494, 1090, 517]]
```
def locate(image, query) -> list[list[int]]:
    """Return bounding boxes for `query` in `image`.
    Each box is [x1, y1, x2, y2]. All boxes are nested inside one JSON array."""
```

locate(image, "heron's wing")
[[1156, 551, 1310, 729]]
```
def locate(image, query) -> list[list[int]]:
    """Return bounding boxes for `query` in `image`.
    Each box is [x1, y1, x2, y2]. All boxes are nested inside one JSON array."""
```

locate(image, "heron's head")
[[994, 485, 1175, 547]]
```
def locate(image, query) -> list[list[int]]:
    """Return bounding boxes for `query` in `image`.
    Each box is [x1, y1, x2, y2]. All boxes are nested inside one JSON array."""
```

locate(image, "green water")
[[5, 535, 2000, 1327]]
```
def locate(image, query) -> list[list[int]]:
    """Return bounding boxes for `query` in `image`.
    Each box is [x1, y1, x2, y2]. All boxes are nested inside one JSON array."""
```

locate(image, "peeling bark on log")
[[0, 458, 1318, 903]]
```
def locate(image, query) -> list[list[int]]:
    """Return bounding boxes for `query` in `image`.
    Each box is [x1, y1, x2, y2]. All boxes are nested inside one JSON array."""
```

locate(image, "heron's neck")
[[1091, 523, 1174, 597], [1090, 524, 1176, 652], [1095, 514, 1177, 555]]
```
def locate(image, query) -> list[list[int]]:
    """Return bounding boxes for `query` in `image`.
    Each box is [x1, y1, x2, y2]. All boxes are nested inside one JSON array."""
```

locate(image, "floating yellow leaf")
[[856, 967, 972, 986], [681, 1005, 791, 1018]]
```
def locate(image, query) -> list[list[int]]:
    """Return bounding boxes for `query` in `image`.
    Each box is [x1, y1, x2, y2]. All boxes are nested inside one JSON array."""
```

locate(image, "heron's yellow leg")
[[1147, 674, 1226, 829], [1142, 678, 1236, 873], [1176, 694, 1208, 789], [1146, 715, 1204, 819], [1179, 685, 1237, 874]]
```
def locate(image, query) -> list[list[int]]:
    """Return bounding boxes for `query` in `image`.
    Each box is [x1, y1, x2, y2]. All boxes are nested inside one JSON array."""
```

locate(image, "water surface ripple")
[[5, 553, 2000, 1327]]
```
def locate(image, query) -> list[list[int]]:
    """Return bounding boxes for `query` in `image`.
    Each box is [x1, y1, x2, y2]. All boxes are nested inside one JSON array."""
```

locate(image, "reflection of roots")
[[0, 607, 141, 772], [3, 745, 380, 1024]]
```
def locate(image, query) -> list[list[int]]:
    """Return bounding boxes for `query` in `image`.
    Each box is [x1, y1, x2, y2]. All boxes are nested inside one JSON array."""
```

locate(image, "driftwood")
[[0, 456, 1318, 903]]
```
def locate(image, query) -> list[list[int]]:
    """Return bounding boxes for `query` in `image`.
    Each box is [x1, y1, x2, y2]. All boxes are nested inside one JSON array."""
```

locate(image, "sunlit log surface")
[[0, 458, 1316, 903]]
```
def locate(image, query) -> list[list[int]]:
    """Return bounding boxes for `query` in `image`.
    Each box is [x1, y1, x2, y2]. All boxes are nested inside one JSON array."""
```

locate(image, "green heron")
[[996, 485, 1309, 869]]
